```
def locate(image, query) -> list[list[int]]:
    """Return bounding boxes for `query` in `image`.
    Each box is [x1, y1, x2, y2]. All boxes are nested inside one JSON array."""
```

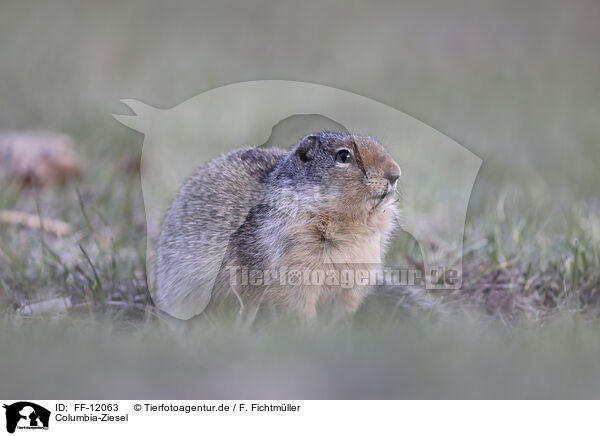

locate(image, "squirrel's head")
[[274, 131, 401, 217]]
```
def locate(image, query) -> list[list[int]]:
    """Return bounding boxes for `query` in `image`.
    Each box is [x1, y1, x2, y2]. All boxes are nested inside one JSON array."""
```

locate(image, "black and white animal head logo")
[[3, 402, 50, 434]]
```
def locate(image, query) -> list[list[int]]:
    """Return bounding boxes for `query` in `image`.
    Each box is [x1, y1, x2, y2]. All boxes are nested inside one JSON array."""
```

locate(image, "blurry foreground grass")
[[3, 312, 600, 399]]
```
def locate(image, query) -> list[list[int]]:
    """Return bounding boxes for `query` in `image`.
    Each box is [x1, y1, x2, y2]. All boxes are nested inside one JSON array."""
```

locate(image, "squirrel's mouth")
[[372, 191, 389, 201], [368, 188, 395, 207]]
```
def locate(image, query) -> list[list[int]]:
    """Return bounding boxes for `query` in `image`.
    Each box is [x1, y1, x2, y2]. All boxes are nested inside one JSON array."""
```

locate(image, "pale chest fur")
[[280, 207, 395, 266], [249, 204, 396, 318]]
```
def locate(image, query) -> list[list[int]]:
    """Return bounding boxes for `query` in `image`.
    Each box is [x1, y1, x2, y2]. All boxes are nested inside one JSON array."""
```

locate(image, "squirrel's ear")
[[295, 135, 320, 162]]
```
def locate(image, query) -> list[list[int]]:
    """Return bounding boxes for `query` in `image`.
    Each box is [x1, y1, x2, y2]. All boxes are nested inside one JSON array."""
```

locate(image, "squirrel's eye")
[[335, 149, 352, 163]]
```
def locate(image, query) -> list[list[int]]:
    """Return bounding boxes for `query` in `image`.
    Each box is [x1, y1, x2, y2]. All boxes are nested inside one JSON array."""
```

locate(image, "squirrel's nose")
[[384, 169, 400, 185]]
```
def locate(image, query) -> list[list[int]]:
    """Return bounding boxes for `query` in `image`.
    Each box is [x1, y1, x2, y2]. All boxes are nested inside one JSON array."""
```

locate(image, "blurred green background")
[[2, 0, 599, 197], [1, 0, 599, 399]]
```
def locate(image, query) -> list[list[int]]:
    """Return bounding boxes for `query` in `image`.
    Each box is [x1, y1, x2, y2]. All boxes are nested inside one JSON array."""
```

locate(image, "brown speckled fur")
[[156, 132, 400, 321]]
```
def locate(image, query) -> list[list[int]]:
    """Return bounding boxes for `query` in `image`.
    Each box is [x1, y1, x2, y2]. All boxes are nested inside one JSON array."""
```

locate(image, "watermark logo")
[[114, 80, 481, 319], [228, 266, 460, 289], [3, 402, 50, 433]]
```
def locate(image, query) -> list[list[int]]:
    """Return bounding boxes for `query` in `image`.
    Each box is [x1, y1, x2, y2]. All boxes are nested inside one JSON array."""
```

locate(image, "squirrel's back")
[[156, 147, 287, 318]]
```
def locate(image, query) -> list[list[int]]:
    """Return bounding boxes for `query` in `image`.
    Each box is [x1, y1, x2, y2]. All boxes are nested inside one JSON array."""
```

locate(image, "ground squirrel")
[[156, 131, 401, 321]]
